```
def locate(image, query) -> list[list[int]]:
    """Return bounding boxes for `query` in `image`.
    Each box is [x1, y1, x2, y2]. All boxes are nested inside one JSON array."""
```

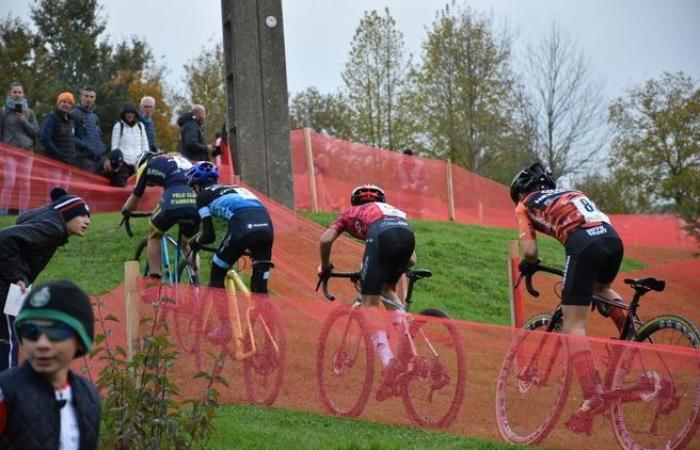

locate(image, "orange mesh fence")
[[78, 279, 700, 450], [290, 129, 697, 249]]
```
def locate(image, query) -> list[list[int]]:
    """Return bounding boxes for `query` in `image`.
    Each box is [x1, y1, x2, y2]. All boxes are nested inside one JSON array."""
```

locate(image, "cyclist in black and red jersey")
[[318, 184, 416, 401], [186, 161, 274, 342], [510, 162, 624, 434], [121, 152, 200, 279]]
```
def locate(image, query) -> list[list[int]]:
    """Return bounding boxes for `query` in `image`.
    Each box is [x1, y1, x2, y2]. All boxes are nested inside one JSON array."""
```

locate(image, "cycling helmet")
[[509, 162, 556, 203], [350, 184, 386, 206], [186, 161, 219, 187], [136, 150, 160, 172]]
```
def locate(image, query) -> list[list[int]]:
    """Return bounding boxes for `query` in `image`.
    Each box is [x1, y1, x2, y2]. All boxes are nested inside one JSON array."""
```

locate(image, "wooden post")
[[124, 261, 141, 360], [446, 159, 456, 221], [508, 241, 524, 328], [303, 127, 319, 213]]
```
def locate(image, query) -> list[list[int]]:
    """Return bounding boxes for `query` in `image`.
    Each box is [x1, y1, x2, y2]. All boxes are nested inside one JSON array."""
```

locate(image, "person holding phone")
[[0, 82, 39, 215]]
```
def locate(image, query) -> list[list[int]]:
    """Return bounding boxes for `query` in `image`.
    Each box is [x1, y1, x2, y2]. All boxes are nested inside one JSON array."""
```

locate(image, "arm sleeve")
[[515, 203, 536, 243], [23, 110, 40, 138], [183, 124, 208, 155], [0, 225, 57, 284], [139, 123, 149, 154], [198, 216, 216, 244], [40, 115, 59, 156], [111, 123, 120, 151], [69, 110, 87, 151]]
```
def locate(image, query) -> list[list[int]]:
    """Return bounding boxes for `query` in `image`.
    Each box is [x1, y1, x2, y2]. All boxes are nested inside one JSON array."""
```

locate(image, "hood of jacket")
[[177, 112, 196, 127]]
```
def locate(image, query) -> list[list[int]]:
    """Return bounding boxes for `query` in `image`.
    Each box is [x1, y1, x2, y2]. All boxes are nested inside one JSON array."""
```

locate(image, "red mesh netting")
[[77, 280, 700, 450], [290, 129, 697, 249]]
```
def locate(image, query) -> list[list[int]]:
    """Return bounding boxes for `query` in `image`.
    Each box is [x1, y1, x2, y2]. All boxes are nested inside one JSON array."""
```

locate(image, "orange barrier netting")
[[290, 129, 697, 249], [78, 281, 700, 450]]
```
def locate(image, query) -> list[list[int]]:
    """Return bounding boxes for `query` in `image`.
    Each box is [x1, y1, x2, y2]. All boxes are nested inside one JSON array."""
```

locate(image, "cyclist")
[[185, 162, 274, 342], [510, 162, 624, 434], [121, 152, 199, 280], [317, 184, 416, 401]]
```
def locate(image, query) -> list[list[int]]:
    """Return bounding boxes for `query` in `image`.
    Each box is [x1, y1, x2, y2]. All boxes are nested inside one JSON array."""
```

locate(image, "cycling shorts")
[[151, 186, 199, 237], [360, 218, 415, 295], [561, 223, 623, 306], [213, 208, 274, 269]]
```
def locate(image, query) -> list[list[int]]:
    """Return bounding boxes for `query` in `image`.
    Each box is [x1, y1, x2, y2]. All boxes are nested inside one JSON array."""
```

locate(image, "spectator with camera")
[[0, 82, 39, 215]]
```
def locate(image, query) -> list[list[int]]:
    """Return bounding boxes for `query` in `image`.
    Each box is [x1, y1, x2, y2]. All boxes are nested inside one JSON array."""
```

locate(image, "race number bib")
[[573, 197, 610, 224], [376, 202, 407, 219], [235, 187, 259, 201]]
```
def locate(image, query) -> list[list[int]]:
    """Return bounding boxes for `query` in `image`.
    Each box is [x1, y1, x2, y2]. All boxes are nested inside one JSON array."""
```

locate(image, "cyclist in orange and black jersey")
[[121, 152, 200, 279], [318, 184, 417, 401], [511, 162, 624, 434]]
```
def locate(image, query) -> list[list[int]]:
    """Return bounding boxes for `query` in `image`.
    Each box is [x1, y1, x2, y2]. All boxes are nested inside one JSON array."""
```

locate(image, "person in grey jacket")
[[0, 82, 39, 215], [0, 188, 91, 371]]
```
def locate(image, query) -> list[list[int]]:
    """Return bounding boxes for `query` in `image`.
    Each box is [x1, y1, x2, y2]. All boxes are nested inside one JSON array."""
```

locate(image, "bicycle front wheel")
[[611, 314, 700, 450], [495, 314, 571, 445], [243, 298, 287, 406], [400, 308, 466, 428], [316, 305, 375, 417]]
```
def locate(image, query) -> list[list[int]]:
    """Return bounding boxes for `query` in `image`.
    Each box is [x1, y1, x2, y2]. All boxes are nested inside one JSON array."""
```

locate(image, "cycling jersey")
[[330, 202, 407, 240], [516, 189, 610, 245], [196, 184, 265, 221], [132, 154, 191, 198]]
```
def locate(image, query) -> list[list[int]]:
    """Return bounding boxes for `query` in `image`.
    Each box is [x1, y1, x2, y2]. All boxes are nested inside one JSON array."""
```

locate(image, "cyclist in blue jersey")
[[121, 152, 200, 279], [186, 161, 274, 341]]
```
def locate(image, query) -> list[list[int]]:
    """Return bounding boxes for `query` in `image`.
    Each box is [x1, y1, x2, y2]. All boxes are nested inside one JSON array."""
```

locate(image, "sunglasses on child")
[[18, 321, 75, 342]]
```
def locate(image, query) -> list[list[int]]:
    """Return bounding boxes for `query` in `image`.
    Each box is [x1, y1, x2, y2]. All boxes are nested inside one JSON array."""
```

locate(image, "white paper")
[[4, 284, 31, 317]]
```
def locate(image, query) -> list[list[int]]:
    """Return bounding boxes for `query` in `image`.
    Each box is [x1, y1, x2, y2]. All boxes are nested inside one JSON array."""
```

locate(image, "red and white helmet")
[[350, 184, 386, 206]]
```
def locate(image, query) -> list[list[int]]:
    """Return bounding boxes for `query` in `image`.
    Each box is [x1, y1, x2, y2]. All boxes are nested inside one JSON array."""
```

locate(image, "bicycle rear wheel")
[[611, 314, 700, 450], [495, 314, 571, 445], [400, 308, 466, 428], [243, 298, 287, 406], [316, 305, 375, 417]]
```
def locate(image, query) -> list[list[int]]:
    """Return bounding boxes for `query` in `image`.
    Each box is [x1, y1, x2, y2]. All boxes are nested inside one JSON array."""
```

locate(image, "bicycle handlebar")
[[119, 211, 152, 237], [316, 270, 361, 301], [515, 263, 564, 298]]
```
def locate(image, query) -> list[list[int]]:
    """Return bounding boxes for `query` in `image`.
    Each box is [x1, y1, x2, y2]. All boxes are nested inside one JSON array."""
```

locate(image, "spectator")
[[111, 101, 149, 175], [395, 149, 428, 217], [0, 280, 101, 449], [0, 82, 39, 215], [139, 96, 158, 152], [70, 87, 106, 173], [0, 188, 91, 371], [177, 104, 215, 162], [40, 92, 76, 191], [97, 149, 131, 187]]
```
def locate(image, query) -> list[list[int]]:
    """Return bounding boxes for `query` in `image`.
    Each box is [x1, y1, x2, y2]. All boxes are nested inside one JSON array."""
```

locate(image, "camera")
[[14, 103, 23, 113]]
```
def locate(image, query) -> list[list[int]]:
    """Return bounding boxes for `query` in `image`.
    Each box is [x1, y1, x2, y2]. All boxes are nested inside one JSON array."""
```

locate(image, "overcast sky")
[[2, 0, 699, 104]]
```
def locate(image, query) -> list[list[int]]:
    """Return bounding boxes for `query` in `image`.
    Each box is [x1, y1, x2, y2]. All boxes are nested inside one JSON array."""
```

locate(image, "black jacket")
[[0, 362, 101, 450], [40, 109, 76, 164], [177, 113, 209, 161], [0, 205, 68, 306]]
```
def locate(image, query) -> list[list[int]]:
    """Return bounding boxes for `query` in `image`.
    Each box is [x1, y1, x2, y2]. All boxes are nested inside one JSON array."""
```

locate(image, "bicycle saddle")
[[624, 277, 665, 292], [407, 269, 432, 281]]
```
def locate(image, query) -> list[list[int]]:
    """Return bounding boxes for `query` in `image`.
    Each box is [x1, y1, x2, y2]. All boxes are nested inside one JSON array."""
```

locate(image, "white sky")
[[2, 0, 699, 103]]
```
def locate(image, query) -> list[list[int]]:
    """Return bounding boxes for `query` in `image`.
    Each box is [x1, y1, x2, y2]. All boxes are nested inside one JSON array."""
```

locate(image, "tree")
[[522, 22, 608, 180], [179, 42, 226, 143], [288, 87, 352, 138], [608, 71, 700, 237], [342, 8, 414, 150], [410, 1, 523, 174]]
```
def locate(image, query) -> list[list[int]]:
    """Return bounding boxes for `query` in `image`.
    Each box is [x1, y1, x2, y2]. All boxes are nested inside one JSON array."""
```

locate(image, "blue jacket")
[[70, 105, 105, 162], [139, 113, 158, 152]]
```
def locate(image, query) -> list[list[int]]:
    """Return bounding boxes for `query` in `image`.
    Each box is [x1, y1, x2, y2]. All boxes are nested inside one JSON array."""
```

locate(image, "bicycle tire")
[[611, 314, 700, 450], [316, 305, 375, 417], [495, 313, 571, 445], [243, 298, 287, 406], [177, 258, 200, 285], [134, 238, 149, 276], [400, 307, 466, 428]]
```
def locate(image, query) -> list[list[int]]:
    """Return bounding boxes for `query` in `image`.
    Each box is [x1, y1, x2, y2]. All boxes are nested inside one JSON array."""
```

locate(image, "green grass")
[[0, 211, 643, 449]]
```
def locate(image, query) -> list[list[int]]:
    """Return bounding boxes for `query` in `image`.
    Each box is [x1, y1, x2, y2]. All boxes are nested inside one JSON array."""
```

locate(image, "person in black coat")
[[177, 105, 215, 162], [0, 280, 100, 449], [0, 188, 91, 370]]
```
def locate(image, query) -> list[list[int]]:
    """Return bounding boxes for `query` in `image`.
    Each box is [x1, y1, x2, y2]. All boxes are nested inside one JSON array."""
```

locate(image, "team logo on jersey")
[[30, 286, 51, 308]]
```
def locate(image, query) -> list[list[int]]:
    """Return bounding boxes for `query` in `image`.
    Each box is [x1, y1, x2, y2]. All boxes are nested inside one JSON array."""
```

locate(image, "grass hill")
[[0, 212, 644, 449]]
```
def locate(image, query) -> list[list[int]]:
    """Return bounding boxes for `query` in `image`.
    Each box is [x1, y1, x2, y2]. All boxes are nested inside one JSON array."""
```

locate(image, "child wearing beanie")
[[0, 280, 100, 450], [0, 187, 91, 371]]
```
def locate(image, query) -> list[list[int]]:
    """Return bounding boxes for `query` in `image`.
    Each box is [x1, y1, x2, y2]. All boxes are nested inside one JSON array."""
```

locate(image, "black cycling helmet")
[[509, 162, 556, 203], [350, 184, 386, 206]]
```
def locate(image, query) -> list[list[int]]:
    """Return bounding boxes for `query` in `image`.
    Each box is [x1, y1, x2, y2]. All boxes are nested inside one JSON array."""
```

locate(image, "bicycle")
[[495, 263, 700, 449], [187, 258, 286, 407], [120, 211, 200, 352], [316, 268, 466, 428]]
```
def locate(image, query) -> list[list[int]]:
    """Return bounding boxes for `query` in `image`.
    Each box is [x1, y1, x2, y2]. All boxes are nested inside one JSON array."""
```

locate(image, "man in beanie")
[[40, 92, 77, 192], [0, 187, 91, 370], [0, 280, 100, 449]]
